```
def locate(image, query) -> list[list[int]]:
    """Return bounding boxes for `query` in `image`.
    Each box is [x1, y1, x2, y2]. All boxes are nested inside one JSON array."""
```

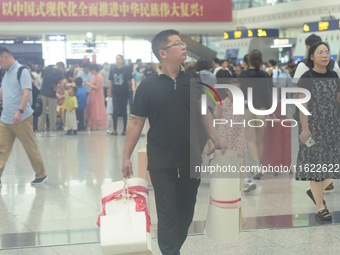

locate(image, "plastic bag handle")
[[122, 178, 129, 199]]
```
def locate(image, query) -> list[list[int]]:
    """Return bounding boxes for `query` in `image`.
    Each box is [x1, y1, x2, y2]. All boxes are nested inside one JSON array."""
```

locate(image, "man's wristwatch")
[[18, 109, 24, 114]]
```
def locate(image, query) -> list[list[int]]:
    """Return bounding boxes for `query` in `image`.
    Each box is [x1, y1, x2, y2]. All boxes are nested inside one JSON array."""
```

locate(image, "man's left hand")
[[213, 136, 226, 154], [12, 112, 22, 125]]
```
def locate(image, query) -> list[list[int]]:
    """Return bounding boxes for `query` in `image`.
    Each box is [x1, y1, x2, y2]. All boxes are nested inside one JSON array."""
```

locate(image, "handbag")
[[100, 211, 151, 255], [98, 178, 152, 255]]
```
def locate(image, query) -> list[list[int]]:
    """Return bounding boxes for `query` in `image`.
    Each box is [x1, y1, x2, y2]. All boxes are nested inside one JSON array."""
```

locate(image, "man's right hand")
[[122, 159, 133, 178]]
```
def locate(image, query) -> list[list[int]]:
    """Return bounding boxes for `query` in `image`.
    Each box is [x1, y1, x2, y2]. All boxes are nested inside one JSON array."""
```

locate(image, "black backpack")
[[17, 66, 43, 117]]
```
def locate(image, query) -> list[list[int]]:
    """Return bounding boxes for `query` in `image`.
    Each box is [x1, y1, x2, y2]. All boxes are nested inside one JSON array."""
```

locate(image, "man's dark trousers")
[[149, 166, 200, 255]]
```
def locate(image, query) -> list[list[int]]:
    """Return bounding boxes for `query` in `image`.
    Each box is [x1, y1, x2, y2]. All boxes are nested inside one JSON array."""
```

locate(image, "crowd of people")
[[1, 31, 340, 254], [0, 56, 159, 137], [0, 43, 318, 141]]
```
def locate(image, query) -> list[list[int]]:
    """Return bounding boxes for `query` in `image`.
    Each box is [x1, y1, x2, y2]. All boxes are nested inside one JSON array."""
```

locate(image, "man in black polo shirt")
[[122, 30, 222, 255]]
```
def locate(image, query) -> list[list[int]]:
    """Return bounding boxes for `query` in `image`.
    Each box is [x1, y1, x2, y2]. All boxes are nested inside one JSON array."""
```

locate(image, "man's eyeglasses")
[[162, 41, 187, 50], [315, 50, 330, 56]]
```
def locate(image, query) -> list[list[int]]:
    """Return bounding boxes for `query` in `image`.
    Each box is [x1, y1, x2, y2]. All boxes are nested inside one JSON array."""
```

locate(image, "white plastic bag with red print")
[[97, 178, 151, 255]]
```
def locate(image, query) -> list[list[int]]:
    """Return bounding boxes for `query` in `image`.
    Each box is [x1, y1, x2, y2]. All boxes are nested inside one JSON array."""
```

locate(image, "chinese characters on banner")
[[0, 0, 232, 22]]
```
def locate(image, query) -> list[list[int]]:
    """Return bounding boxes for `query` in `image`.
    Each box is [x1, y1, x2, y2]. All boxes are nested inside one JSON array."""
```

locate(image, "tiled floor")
[[0, 127, 339, 254]]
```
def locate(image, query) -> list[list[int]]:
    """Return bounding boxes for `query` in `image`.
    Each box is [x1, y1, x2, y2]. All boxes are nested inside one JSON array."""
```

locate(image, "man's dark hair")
[[305, 34, 322, 46], [151, 29, 179, 61], [0, 46, 11, 55], [75, 77, 83, 87], [56, 61, 65, 69], [269, 59, 277, 66]]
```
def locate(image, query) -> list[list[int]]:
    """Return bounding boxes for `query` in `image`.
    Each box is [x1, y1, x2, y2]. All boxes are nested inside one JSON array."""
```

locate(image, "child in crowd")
[[106, 87, 114, 134], [74, 77, 87, 131], [215, 79, 256, 193], [56, 82, 73, 131], [59, 86, 78, 135]]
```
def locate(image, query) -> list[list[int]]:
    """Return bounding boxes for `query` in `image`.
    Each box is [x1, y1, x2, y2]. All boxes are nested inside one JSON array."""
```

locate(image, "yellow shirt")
[[63, 92, 78, 112]]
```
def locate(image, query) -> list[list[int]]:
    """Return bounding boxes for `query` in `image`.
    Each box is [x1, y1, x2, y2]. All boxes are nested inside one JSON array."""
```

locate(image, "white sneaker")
[[49, 131, 57, 137], [36, 132, 45, 137], [243, 181, 257, 193]]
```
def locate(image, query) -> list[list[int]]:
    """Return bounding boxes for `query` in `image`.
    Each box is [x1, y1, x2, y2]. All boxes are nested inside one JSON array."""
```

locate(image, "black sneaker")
[[31, 176, 48, 185]]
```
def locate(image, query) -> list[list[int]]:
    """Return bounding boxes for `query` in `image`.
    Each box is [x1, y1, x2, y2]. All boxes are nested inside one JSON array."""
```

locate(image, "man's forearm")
[[19, 89, 31, 110], [123, 118, 145, 160]]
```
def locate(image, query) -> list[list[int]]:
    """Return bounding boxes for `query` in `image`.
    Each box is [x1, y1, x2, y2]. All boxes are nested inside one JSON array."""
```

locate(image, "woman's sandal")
[[315, 208, 333, 222], [306, 189, 326, 208]]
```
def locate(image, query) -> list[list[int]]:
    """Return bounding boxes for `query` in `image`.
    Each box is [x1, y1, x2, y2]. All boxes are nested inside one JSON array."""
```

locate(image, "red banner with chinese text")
[[0, 0, 232, 22]]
